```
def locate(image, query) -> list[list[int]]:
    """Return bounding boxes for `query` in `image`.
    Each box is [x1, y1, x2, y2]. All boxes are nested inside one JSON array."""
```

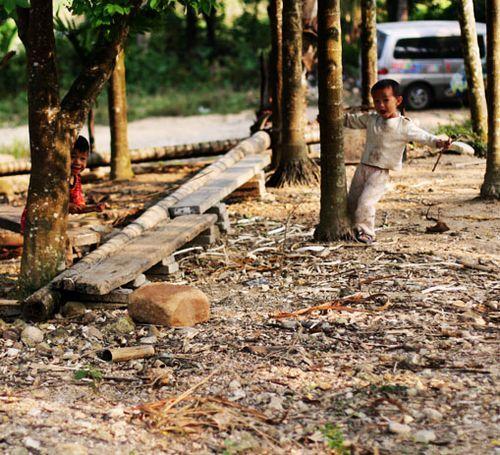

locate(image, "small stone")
[[388, 421, 411, 435], [128, 283, 210, 327], [423, 408, 443, 421], [139, 335, 157, 344], [148, 325, 161, 337], [85, 326, 104, 340], [131, 274, 147, 288], [23, 437, 41, 450], [414, 429, 436, 443], [61, 302, 86, 318], [21, 325, 44, 346], [279, 319, 298, 330], [267, 395, 284, 412], [6, 348, 20, 357], [36, 342, 52, 354], [3, 327, 20, 341], [110, 316, 136, 334], [13, 318, 27, 329], [403, 414, 414, 424], [53, 443, 89, 455]]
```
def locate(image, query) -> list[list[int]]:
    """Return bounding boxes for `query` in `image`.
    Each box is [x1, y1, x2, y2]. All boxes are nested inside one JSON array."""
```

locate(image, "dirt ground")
[[0, 145, 498, 454]]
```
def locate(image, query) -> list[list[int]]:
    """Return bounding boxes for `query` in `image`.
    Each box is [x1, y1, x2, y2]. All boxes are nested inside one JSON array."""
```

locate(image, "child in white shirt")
[[345, 79, 451, 244]]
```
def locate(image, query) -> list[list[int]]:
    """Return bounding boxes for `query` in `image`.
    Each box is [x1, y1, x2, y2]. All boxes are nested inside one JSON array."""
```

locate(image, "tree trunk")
[[314, 0, 352, 241], [268, 0, 283, 169], [388, 0, 408, 21], [17, 1, 69, 296], [268, 0, 319, 187], [203, 8, 217, 59], [481, 0, 500, 199], [108, 49, 133, 181], [15, 3, 134, 296], [458, 0, 488, 143], [361, 0, 377, 107], [186, 5, 198, 56], [88, 108, 95, 153]]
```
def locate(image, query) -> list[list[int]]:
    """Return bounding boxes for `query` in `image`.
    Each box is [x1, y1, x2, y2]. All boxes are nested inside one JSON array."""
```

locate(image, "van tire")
[[404, 83, 433, 110]]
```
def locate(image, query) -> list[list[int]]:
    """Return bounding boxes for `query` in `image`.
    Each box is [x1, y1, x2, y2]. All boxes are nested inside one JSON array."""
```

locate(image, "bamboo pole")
[[100, 345, 155, 362], [0, 125, 321, 178], [22, 131, 272, 320]]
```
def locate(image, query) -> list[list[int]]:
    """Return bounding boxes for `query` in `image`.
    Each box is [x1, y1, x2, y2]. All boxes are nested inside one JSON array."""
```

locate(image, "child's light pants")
[[347, 163, 389, 238]]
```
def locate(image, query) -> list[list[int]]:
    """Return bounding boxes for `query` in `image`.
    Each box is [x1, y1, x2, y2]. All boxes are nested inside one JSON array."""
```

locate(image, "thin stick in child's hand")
[[432, 148, 445, 172]]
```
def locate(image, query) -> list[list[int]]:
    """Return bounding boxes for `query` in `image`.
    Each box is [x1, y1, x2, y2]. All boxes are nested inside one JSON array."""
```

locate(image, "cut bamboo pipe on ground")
[[100, 345, 155, 362], [22, 131, 272, 320]]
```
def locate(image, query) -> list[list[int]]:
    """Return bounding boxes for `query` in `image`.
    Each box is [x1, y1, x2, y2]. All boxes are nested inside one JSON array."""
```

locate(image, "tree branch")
[[60, 3, 141, 132], [14, 7, 30, 47]]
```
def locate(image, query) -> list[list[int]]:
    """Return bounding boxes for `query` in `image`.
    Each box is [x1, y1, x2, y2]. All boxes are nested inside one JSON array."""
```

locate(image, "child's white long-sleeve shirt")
[[344, 112, 439, 171]]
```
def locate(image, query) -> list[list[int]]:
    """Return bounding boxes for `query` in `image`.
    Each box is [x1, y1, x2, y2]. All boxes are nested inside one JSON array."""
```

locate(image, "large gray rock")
[[128, 283, 210, 327]]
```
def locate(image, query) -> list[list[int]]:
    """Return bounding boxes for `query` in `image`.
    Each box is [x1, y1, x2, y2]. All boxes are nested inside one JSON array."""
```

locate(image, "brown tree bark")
[[268, 0, 319, 187], [186, 5, 198, 55], [88, 108, 95, 153], [361, 0, 377, 107], [268, 0, 283, 169], [458, 0, 488, 144], [108, 49, 133, 181], [481, 0, 500, 199], [388, 0, 408, 21], [15, 3, 137, 295], [314, 0, 352, 241]]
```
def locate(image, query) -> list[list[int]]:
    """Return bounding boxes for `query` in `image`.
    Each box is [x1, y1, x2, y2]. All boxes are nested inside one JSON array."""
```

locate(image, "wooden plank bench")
[[169, 154, 270, 217], [57, 214, 217, 295], [0, 204, 109, 248]]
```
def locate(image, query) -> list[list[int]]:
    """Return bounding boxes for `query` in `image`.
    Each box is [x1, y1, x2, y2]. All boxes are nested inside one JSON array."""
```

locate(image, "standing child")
[[21, 136, 105, 232], [345, 79, 451, 244]]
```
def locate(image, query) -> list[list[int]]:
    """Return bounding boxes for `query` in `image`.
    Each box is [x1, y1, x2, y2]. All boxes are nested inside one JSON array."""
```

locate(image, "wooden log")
[[63, 214, 217, 295], [62, 288, 133, 303], [169, 154, 270, 217], [100, 345, 155, 362], [230, 171, 266, 199], [207, 203, 231, 233], [23, 132, 271, 319], [0, 299, 21, 317]]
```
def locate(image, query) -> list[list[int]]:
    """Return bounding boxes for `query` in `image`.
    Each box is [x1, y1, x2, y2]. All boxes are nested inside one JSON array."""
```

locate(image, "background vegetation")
[[0, 0, 487, 127]]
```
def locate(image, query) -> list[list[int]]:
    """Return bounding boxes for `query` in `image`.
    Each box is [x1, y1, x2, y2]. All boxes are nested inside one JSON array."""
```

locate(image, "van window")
[[394, 35, 486, 59], [377, 31, 387, 59]]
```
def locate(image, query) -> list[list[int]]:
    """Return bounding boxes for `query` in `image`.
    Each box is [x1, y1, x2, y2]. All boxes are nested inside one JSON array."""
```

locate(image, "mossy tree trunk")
[[268, 0, 283, 169], [458, 0, 488, 143], [361, 0, 377, 107], [15, 2, 134, 295], [388, 0, 409, 21], [268, 0, 319, 187], [314, 0, 353, 241], [108, 49, 133, 181], [481, 0, 500, 199]]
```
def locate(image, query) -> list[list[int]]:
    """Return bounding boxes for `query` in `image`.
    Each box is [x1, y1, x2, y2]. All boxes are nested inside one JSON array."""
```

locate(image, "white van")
[[377, 21, 487, 110]]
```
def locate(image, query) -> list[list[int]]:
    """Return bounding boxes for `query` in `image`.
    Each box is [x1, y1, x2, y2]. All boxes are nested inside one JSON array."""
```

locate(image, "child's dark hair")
[[74, 136, 90, 153], [371, 79, 406, 115]]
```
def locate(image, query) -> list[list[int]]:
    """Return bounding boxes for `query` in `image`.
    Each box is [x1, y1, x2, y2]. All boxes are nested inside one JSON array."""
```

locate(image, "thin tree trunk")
[[108, 49, 133, 181], [361, 0, 377, 107], [268, 0, 319, 187], [88, 108, 95, 154], [458, 0, 488, 143], [18, 0, 68, 295], [314, 0, 352, 241], [186, 5, 198, 56], [388, 0, 408, 21], [481, 0, 500, 199], [269, 0, 283, 169], [203, 8, 217, 59]]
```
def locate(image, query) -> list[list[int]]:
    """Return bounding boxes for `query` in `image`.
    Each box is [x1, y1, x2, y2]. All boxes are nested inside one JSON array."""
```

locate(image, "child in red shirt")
[[21, 136, 105, 231]]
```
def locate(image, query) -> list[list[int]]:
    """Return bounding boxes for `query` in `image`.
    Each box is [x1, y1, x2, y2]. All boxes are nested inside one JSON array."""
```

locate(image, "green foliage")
[[74, 366, 103, 383], [436, 120, 487, 157], [321, 423, 349, 454]]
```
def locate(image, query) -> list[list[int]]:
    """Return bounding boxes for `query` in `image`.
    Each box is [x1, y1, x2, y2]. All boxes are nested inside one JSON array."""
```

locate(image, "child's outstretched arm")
[[343, 112, 372, 129], [405, 120, 450, 149], [69, 203, 106, 214]]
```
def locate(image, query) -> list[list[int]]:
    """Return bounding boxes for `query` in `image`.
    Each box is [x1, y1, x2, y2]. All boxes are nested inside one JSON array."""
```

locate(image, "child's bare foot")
[[355, 230, 374, 245]]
